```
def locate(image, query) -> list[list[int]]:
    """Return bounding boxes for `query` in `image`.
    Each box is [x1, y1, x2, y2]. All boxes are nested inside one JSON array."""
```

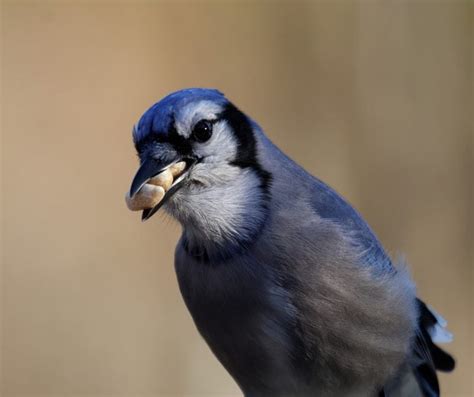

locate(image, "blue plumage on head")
[[134, 88, 226, 144]]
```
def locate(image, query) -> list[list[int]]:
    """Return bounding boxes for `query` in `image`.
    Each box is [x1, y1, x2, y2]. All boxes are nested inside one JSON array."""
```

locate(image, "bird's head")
[[129, 89, 271, 248]]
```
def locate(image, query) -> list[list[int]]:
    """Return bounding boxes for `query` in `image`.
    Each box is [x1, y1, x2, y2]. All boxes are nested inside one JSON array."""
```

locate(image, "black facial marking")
[[134, 132, 161, 155], [167, 122, 193, 156], [134, 117, 192, 157], [221, 103, 272, 195]]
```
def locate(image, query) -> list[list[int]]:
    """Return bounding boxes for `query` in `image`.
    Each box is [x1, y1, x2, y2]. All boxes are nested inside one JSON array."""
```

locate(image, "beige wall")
[[1, 1, 472, 396]]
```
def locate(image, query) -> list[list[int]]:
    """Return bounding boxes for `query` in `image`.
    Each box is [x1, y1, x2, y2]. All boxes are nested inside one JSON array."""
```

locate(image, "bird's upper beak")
[[129, 157, 169, 198], [129, 156, 196, 221]]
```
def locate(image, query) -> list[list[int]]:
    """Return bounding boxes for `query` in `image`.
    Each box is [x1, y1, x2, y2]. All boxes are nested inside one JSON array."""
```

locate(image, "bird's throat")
[[167, 170, 270, 262]]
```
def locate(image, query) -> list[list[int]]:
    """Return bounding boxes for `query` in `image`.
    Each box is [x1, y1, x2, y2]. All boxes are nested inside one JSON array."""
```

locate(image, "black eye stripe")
[[221, 103, 272, 194], [134, 117, 221, 156], [168, 123, 193, 154], [135, 121, 192, 156]]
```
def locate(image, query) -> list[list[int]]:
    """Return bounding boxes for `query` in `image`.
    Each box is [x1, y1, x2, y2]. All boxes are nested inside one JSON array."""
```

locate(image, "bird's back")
[[254, 128, 455, 396]]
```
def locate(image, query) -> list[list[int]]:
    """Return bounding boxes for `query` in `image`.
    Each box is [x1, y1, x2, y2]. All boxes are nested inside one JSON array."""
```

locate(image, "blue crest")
[[134, 88, 227, 143]]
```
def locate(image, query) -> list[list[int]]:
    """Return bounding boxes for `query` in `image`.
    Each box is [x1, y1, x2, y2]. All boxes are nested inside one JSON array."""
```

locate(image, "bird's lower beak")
[[129, 157, 196, 221]]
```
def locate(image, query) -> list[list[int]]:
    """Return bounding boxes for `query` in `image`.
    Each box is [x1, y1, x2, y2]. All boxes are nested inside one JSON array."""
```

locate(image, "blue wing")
[[309, 176, 392, 271]]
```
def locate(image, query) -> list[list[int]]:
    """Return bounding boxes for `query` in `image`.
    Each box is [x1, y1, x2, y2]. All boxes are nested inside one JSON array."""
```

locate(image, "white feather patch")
[[426, 305, 453, 344], [429, 324, 453, 344], [175, 100, 223, 137]]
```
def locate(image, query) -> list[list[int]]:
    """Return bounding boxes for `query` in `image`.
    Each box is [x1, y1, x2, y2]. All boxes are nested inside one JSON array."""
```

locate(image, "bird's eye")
[[191, 120, 213, 143]]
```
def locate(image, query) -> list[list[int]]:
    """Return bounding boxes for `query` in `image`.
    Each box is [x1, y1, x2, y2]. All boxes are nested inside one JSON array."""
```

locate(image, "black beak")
[[129, 157, 171, 198], [129, 156, 197, 222]]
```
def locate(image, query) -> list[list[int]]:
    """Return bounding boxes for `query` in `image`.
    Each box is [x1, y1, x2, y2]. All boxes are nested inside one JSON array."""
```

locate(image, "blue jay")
[[127, 88, 454, 396]]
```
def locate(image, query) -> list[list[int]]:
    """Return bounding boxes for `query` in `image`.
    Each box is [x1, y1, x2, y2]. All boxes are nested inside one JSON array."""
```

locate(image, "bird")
[[127, 88, 455, 397]]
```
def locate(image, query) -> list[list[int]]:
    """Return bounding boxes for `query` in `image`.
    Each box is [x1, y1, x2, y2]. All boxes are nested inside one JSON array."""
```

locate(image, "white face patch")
[[183, 119, 240, 205], [192, 119, 237, 163], [175, 100, 224, 138]]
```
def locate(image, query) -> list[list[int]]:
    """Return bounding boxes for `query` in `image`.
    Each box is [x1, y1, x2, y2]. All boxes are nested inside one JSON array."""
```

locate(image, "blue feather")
[[134, 88, 226, 143]]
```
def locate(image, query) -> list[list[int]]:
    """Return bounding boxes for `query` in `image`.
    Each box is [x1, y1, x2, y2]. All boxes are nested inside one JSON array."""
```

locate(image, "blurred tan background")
[[1, 1, 472, 396]]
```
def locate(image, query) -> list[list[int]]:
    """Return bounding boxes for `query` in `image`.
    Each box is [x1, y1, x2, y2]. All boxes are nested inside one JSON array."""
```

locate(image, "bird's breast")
[[174, 242, 308, 395]]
